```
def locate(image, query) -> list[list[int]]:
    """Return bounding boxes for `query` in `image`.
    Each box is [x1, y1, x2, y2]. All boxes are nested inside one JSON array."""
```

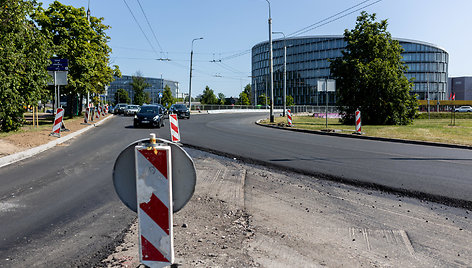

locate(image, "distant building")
[[448, 77, 472, 100], [108, 75, 179, 104], [252, 35, 449, 105]]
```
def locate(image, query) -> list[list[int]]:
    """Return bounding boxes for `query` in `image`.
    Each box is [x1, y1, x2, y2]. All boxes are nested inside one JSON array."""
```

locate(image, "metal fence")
[[190, 104, 339, 114]]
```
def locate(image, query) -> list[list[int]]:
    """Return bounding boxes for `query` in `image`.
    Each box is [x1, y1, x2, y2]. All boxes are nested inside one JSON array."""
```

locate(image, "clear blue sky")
[[40, 0, 472, 98]]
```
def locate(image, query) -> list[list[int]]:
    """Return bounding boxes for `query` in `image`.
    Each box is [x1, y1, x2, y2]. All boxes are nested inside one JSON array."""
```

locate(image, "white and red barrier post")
[[50, 107, 64, 137], [169, 114, 180, 143], [287, 109, 292, 127], [82, 107, 90, 125], [95, 107, 100, 120], [355, 109, 362, 134], [101, 105, 105, 116], [135, 134, 174, 267]]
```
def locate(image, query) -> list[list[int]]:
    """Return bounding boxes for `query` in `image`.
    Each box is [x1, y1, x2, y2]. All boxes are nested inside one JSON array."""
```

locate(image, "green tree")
[[217, 93, 226, 105], [286, 95, 294, 106], [161, 85, 175, 108], [258, 94, 269, 106], [200, 86, 218, 104], [330, 12, 418, 125], [114, 88, 130, 104], [243, 84, 252, 105], [130, 73, 150, 105], [238, 92, 250, 105], [0, 0, 51, 131], [34, 1, 120, 117]]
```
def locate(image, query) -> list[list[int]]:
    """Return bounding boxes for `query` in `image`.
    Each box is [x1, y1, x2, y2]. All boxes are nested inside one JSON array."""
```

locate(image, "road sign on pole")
[[113, 138, 196, 213]]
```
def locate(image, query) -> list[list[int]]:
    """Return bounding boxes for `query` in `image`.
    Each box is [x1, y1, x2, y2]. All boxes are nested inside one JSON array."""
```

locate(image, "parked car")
[[114, 103, 128, 114], [124, 104, 140, 116], [169, 104, 190, 119], [454, 106, 472, 112], [134, 104, 165, 128], [108, 105, 115, 114]]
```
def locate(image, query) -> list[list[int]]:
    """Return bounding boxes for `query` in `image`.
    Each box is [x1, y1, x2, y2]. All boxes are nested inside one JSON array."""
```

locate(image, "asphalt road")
[[179, 113, 472, 206], [0, 115, 171, 267], [1, 112, 471, 266]]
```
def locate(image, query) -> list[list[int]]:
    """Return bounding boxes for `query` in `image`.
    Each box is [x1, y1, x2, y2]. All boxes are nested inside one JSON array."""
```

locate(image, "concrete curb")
[[255, 119, 472, 151], [0, 115, 113, 169]]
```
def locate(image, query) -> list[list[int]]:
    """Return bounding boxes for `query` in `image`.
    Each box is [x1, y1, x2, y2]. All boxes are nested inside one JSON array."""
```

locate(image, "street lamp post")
[[264, 0, 274, 122], [188, 37, 203, 111], [273, 31, 286, 117]]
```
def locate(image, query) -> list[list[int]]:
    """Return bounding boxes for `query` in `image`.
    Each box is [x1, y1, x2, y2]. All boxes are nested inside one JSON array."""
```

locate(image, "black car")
[[134, 104, 165, 128], [169, 104, 190, 119]]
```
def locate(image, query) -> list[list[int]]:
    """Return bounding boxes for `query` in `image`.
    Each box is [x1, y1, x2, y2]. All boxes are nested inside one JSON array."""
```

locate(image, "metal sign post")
[[317, 79, 336, 129], [113, 135, 196, 268]]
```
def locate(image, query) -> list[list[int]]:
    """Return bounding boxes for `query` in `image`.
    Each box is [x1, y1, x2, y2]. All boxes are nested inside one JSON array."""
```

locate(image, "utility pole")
[[265, 0, 274, 122], [86, 0, 91, 109], [188, 37, 203, 110]]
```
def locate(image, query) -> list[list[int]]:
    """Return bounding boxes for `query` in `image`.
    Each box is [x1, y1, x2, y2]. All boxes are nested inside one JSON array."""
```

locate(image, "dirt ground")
[[0, 114, 110, 157], [102, 149, 471, 268]]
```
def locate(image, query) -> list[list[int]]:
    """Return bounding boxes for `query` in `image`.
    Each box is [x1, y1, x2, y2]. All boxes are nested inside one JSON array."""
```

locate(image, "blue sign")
[[159, 92, 163, 98], [47, 58, 69, 71]]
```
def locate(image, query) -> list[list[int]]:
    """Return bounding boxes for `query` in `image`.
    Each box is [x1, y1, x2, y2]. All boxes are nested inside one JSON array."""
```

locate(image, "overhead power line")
[[122, 0, 159, 56], [135, 0, 164, 53], [216, 0, 383, 62], [288, 0, 383, 37]]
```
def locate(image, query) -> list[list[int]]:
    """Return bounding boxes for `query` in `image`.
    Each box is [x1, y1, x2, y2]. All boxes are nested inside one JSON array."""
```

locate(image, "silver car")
[[124, 105, 140, 116], [454, 106, 472, 112]]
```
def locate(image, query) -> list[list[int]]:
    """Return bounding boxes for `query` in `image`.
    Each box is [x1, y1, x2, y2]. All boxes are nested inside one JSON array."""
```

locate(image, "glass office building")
[[108, 75, 179, 104], [251, 36, 449, 105]]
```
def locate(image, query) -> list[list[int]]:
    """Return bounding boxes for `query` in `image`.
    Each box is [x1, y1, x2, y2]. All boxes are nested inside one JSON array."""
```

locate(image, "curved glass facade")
[[251, 36, 448, 105]]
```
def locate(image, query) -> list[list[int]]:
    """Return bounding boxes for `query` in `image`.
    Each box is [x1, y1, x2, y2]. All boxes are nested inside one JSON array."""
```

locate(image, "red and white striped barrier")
[[135, 139, 174, 267], [105, 105, 108, 115], [50, 108, 64, 137], [95, 107, 100, 120], [287, 109, 292, 127], [169, 114, 180, 143], [83, 107, 90, 124], [355, 109, 361, 134], [101, 105, 105, 117]]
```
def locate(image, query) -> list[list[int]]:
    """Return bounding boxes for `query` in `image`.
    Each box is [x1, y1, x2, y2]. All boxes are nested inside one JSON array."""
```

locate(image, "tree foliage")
[[286, 95, 294, 106], [330, 12, 418, 125], [243, 84, 252, 105], [238, 92, 250, 105], [200, 86, 218, 104], [258, 94, 269, 106], [114, 88, 130, 104], [0, 0, 51, 131], [161, 85, 175, 108], [217, 93, 226, 105], [130, 73, 150, 105], [34, 1, 120, 115]]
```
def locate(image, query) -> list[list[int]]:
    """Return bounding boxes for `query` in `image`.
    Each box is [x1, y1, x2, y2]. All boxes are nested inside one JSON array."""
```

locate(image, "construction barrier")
[[95, 107, 100, 120], [135, 135, 174, 267], [50, 108, 64, 137], [355, 109, 361, 134], [101, 105, 105, 117], [169, 114, 180, 143], [83, 107, 90, 124], [287, 109, 292, 127]]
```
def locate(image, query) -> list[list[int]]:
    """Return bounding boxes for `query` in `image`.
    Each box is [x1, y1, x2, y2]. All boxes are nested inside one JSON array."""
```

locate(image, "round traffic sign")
[[113, 138, 196, 213]]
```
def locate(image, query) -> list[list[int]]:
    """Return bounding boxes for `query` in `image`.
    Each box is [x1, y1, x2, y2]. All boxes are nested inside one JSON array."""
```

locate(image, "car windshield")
[[139, 107, 159, 113], [174, 104, 187, 109], [128, 105, 139, 109]]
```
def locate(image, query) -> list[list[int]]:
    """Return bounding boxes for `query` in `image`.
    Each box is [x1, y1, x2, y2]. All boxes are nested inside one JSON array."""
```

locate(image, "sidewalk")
[[0, 114, 113, 168]]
